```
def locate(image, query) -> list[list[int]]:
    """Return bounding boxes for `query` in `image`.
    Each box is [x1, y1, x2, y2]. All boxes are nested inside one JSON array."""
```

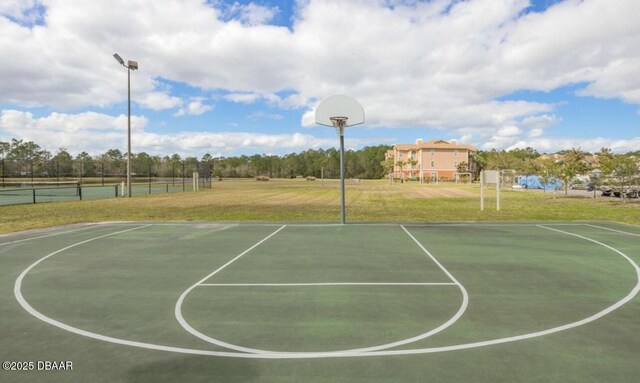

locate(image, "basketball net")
[[330, 116, 348, 136]]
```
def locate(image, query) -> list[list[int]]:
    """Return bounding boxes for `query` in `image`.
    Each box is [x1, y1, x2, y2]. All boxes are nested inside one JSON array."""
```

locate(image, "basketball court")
[[1, 221, 639, 381]]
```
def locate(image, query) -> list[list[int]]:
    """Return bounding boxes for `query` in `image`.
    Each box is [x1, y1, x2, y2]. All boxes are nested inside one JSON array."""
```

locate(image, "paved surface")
[[511, 187, 640, 201]]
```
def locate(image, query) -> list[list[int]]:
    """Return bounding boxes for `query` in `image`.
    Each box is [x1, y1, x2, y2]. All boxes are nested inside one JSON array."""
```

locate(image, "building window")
[[431, 161, 435, 168], [454, 161, 459, 167], [430, 149, 435, 156], [399, 153, 403, 158], [454, 150, 458, 156]]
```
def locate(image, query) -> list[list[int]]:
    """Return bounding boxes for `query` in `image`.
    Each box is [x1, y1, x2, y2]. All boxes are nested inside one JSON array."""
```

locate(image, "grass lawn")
[[1, 178, 639, 233]]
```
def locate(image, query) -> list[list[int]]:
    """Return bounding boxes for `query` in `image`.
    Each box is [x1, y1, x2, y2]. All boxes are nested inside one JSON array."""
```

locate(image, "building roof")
[[394, 139, 476, 152]]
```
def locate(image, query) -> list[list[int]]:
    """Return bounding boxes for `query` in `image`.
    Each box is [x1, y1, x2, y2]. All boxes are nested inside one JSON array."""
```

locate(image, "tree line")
[[473, 147, 640, 197], [1, 139, 637, 191], [0, 139, 392, 180], [0, 139, 204, 180]]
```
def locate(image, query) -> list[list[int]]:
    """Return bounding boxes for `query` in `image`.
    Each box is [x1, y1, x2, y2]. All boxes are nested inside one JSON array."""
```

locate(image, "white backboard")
[[315, 94, 365, 127]]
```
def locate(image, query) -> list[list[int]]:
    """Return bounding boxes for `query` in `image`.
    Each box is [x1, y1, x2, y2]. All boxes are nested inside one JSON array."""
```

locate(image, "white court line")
[[583, 224, 640, 237], [199, 282, 457, 287], [151, 222, 275, 227], [110, 222, 579, 228], [176, 224, 469, 355], [0, 224, 102, 247], [174, 225, 288, 354], [13, 223, 640, 359], [400, 226, 467, 286], [403, 223, 586, 227]]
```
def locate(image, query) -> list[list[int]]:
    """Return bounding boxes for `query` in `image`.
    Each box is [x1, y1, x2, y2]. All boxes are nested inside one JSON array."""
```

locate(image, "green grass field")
[[1, 179, 639, 233], [1, 222, 638, 382]]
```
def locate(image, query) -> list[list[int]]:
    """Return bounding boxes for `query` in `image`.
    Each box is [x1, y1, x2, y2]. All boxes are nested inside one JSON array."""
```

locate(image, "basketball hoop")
[[314, 95, 365, 225], [329, 116, 349, 136]]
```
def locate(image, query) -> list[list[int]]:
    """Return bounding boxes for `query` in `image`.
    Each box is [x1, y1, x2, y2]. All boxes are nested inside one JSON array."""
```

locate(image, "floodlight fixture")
[[113, 53, 124, 65], [127, 60, 138, 70]]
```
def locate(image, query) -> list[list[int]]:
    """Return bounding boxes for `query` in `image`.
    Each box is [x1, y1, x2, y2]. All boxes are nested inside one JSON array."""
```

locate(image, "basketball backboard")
[[315, 94, 365, 127]]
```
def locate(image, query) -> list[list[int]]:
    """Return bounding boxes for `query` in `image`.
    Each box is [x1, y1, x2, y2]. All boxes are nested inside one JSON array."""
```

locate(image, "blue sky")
[[1, 0, 639, 157]]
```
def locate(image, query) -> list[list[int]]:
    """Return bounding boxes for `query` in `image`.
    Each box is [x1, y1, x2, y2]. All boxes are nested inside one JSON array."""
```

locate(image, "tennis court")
[[1, 222, 638, 382], [0, 183, 195, 206]]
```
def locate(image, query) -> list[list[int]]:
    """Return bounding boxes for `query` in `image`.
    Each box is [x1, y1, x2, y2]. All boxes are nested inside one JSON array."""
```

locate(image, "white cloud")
[[528, 128, 544, 138], [0, 0, 43, 25], [521, 114, 560, 129], [226, 2, 279, 26], [480, 125, 522, 150], [246, 111, 283, 121], [224, 92, 262, 104], [0, 109, 379, 156], [0, 109, 146, 133], [576, 58, 640, 104], [174, 98, 213, 117], [129, 131, 380, 155], [224, 92, 308, 109], [136, 92, 183, 111], [507, 137, 640, 154], [0, 109, 147, 153], [0, 0, 639, 150], [521, 114, 561, 137], [497, 125, 522, 137]]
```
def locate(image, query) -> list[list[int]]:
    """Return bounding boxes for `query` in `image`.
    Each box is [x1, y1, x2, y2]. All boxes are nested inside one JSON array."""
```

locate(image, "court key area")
[[1, 222, 639, 382]]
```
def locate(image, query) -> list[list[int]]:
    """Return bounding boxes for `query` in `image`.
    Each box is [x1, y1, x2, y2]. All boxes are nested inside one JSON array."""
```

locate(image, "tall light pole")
[[113, 53, 138, 197]]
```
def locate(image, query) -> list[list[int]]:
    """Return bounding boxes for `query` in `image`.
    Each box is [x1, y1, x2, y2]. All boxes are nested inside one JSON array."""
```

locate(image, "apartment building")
[[385, 139, 477, 181]]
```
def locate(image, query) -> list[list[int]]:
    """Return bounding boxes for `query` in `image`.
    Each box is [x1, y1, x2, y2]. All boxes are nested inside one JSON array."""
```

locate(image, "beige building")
[[386, 139, 477, 181]]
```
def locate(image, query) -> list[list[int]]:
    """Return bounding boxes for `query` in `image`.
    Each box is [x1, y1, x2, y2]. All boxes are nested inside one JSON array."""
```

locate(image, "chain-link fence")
[[0, 158, 212, 206]]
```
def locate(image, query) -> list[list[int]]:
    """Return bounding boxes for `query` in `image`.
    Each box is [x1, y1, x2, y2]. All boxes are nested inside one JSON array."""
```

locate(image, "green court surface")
[[0, 222, 638, 382]]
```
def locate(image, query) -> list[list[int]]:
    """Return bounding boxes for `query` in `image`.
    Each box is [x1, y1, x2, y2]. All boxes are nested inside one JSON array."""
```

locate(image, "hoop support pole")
[[331, 117, 348, 224], [339, 133, 346, 224]]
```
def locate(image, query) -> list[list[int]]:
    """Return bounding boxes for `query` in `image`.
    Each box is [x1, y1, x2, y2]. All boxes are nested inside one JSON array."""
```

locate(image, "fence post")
[[78, 184, 83, 201], [115, 184, 118, 197], [32, 188, 36, 204]]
